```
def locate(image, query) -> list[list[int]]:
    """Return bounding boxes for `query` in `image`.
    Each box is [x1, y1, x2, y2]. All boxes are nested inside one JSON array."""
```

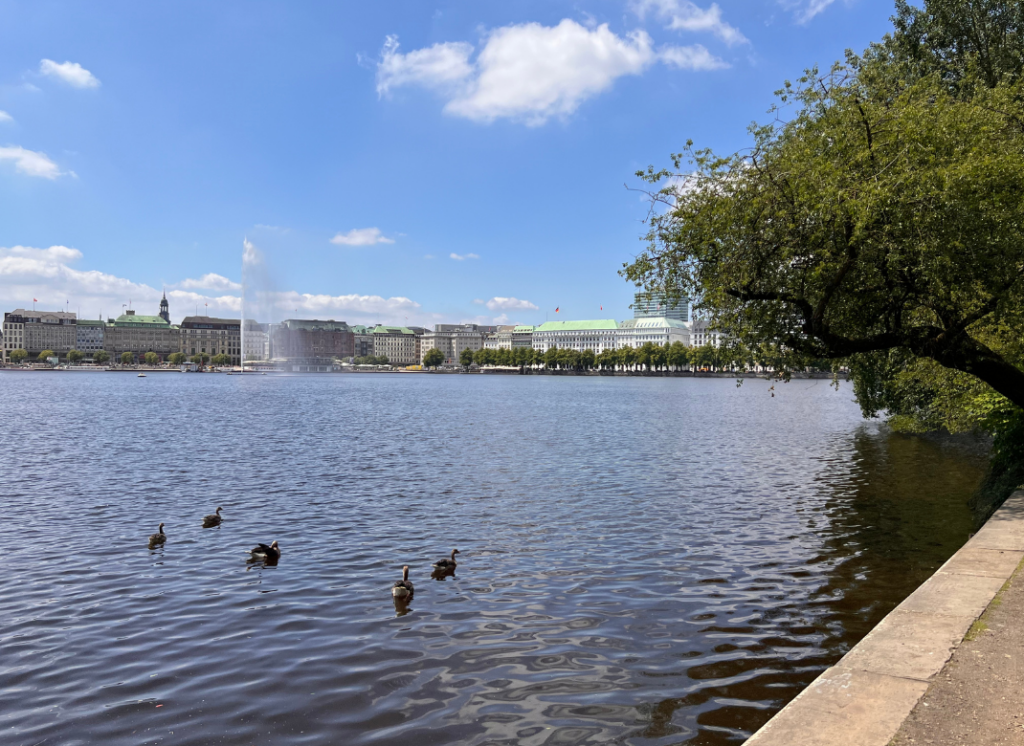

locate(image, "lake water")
[[0, 372, 989, 746]]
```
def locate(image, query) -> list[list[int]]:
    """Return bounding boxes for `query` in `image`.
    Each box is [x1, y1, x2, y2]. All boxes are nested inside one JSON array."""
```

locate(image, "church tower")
[[159, 291, 170, 323]]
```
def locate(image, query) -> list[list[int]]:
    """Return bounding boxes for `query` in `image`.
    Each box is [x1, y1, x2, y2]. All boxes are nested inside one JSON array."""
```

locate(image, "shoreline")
[[744, 490, 1024, 745]]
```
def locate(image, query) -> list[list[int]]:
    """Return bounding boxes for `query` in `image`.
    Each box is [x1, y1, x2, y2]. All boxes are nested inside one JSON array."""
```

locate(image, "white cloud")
[[0, 146, 62, 179], [660, 44, 728, 70], [0, 111, 12, 123], [330, 227, 395, 246], [485, 296, 538, 311], [376, 35, 474, 96], [632, 0, 747, 45], [176, 273, 242, 292], [492, 313, 511, 325], [450, 252, 479, 260], [785, 0, 837, 23], [377, 21, 665, 126], [39, 59, 101, 88]]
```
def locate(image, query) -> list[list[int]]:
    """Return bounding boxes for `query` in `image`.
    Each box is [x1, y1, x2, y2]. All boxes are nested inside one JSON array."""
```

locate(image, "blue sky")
[[0, 0, 893, 326]]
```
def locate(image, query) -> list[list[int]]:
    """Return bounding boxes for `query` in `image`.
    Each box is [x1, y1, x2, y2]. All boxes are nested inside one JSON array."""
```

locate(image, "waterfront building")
[[158, 292, 171, 323], [180, 316, 241, 364], [76, 319, 106, 358], [421, 323, 493, 365], [243, 320, 270, 362], [512, 325, 535, 348], [531, 320, 620, 354], [105, 309, 180, 360], [633, 292, 689, 323], [350, 325, 375, 358], [484, 325, 516, 350], [373, 325, 418, 365], [271, 319, 353, 367], [690, 318, 726, 347], [3, 309, 77, 361], [617, 317, 690, 348]]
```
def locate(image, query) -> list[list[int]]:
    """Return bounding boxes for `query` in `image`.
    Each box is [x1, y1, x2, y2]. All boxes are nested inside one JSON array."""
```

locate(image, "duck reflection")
[[392, 596, 413, 617], [431, 565, 457, 581]]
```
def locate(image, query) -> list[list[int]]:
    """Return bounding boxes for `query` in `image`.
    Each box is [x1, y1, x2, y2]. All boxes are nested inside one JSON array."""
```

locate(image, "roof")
[[280, 318, 351, 332], [619, 317, 690, 330], [180, 316, 241, 328], [513, 325, 535, 333], [533, 319, 619, 332], [372, 325, 414, 335], [112, 314, 171, 327], [76, 319, 106, 327]]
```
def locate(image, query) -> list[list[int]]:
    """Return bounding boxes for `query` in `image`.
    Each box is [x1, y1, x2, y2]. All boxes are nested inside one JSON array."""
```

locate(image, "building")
[[483, 325, 516, 350], [689, 318, 727, 348], [158, 292, 170, 323], [3, 309, 77, 361], [271, 319, 353, 367], [617, 317, 690, 349], [373, 325, 419, 365], [242, 320, 270, 362], [105, 310, 180, 360], [351, 325, 375, 358], [421, 323, 493, 365], [76, 319, 106, 358], [531, 320, 620, 354], [180, 316, 241, 364], [633, 292, 689, 323], [512, 325, 535, 348]]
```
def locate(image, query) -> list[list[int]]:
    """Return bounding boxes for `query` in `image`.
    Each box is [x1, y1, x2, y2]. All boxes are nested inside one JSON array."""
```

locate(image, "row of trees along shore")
[[621, 0, 1024, 518], [439, 341, 829, 372], [5, 349, 231, 366]]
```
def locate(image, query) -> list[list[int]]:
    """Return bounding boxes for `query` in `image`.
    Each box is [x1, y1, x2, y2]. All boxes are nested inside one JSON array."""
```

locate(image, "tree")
[[9, 348, 27, 364], [210, 354, 230, 365], [144, 352, 160, 366], [423, 348, 444, 368], [668, 342, 689, 370], [190, 353, 209, 365], [168, 352, 185, 365], [93, 350, 110, 365], [543, 347, 559, 369], [38, 350, 55, 362], [459, 348, 475, 367], [120, 352, 134, 365], [67, 350, 84, 364]]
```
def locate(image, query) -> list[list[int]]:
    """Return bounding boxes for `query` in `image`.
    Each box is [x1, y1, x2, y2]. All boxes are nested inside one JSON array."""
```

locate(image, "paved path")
[[891, 556, 1024, 746]]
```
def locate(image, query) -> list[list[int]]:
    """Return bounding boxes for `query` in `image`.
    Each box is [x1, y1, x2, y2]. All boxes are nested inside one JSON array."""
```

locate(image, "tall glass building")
[[633, 292, 689, 323]]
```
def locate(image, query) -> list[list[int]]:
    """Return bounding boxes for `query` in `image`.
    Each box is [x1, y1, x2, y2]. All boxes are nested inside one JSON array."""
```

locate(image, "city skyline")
[[0, 1, 892, 328]]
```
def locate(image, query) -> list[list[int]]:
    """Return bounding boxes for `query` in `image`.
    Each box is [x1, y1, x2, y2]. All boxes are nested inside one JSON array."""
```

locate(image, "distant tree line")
[[354, 354, 390, 365]]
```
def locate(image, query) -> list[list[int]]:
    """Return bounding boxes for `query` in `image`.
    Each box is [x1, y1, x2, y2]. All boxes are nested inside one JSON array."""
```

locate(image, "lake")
[[0, 372, 989, 745]]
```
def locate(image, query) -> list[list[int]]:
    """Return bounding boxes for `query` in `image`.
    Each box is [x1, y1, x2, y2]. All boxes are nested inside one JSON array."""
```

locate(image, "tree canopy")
[[9, 349, 28, 363], [624, 1, 1024, 419], [423, 348, 445, 367], [93, 350, 110, 365]]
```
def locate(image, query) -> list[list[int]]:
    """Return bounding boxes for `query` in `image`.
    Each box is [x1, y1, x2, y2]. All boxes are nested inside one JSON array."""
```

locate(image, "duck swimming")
[[392, 565, 414, 598], [432, 548, 460, 570], [203, 506, 223, 527], [250, 540, 280, 561], [149, 523, 166, 546]]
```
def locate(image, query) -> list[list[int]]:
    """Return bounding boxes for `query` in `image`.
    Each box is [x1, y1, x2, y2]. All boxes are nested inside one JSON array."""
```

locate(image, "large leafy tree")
[[624, 35, 1024, 411]]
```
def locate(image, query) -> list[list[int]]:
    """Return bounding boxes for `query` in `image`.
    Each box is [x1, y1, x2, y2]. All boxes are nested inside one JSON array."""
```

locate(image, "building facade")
[[617, 317, 691, 349], [270, 319, 353, 365], [633, 292, 689, 323], [373, 325, 419, 365], [512, 325, 535, 348], [421, 323, 493, 365], [3, 310, 77, 361], [483, 325, 516, 350], [243, 320, 270, 362], [76, 319, 106, 357], [689, 318, 726, 348], [104, 310, 180, 360], [350, 325, 375, 358], [180, 316, 241, 364], [531, 320, 620, 354]]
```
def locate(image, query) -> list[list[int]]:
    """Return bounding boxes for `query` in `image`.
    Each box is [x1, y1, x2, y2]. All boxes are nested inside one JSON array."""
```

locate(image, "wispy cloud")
[[0, 146, 62, 179], [0, 111, 12, 123], [176, 273, 242, 292], [330, 227, 395, 246], [784, 0, 837, 23], [484, 296, 538, 311], [450, 252, 479, 261], [39, 59, 101, 88], [376, 35, 474, 96], [632, 0, 747, 45], [660, 44, 728, 70]]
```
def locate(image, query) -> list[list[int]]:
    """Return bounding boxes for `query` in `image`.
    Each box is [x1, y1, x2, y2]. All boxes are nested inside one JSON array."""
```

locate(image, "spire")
[[159, 290, 170, 323]]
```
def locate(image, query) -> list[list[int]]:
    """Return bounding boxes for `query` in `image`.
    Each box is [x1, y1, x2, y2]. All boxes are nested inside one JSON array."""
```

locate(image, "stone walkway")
[[891, 556, 1024, 746]]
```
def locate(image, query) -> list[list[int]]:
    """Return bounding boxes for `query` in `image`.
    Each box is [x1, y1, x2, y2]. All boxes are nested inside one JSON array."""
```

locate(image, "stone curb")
[[744, 490, 1024, 746]]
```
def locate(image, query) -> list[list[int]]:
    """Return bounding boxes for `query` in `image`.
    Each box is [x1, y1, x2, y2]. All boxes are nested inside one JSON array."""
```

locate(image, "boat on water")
[[138, 373, 147, 378]]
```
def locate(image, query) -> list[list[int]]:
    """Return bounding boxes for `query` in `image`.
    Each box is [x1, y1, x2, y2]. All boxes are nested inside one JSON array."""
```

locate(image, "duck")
[[250, 540, 280, 561], [392, 565, 414, 598], [432, 548, 460, 570], [203, 506, 223, 527], [149, 523, 166, 545]]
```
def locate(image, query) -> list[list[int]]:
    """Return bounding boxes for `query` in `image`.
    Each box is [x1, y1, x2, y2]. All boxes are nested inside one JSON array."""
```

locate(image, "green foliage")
[[38, 350, 56, 362], [120, 352, 134, 365], [190, 353, 209, 365], [423, 348, 445, 367], [93, 350, 110, 365], [144, 352, 160, 366], [459, 348, 475, 367], [353, 354, 388, 365], [9, 348, 28, 364], [66, 350, 84, 364], [210, 354, 230, 365], [168, 352, 186, 365]]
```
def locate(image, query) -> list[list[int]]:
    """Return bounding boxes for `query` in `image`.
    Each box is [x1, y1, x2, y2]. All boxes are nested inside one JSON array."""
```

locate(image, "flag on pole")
[[33, 298, 37, 302], [600, 305, 603, 310], [555, 307, 560, 313]]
